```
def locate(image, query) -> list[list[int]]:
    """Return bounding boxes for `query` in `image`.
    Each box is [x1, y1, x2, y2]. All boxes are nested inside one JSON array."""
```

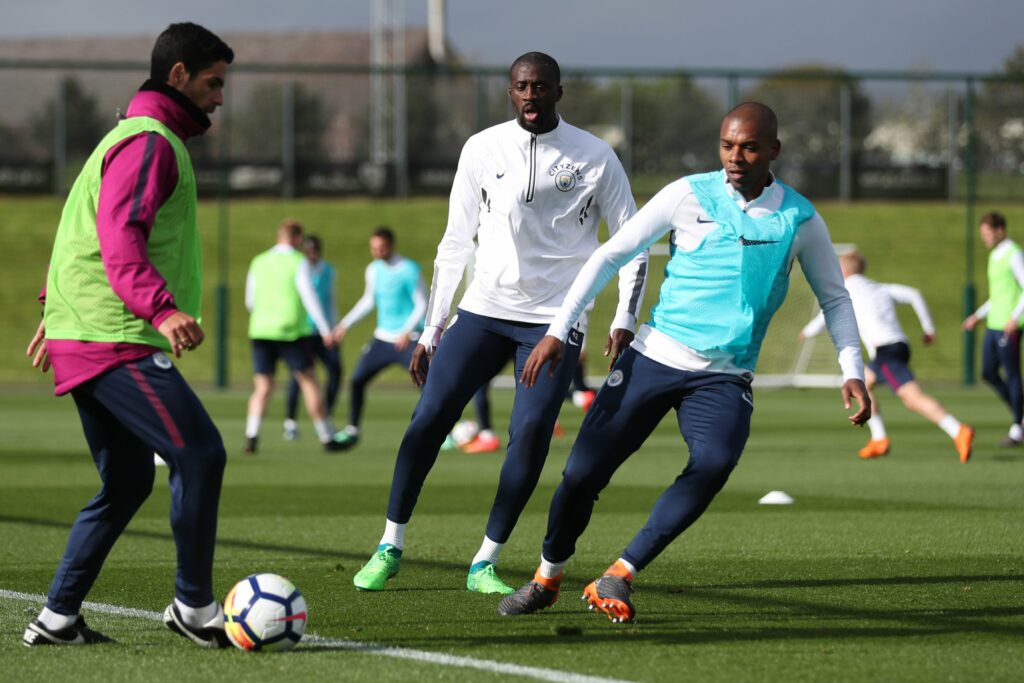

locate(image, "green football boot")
[[466, 562, 515, 595], [353, 544, 402, 591]]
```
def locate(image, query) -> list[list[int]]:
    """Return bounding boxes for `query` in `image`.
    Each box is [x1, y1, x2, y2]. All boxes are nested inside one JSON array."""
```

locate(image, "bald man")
[[499, 102, 870, 623]]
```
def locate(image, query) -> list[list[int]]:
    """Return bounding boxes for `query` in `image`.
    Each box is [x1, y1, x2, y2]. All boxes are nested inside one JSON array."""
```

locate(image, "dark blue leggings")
[[542, 348, 752, 572], [347, 338, 416, 428], [285, 336, 343, 420], [387, 309, 581, 543], [981, 328, 1023, 423], [49, 353, 225, 614], [472, 385, 493, 432]]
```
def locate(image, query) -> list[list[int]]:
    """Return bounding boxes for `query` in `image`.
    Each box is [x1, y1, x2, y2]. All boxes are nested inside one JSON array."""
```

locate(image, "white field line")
[[2, 589, 637, 683]]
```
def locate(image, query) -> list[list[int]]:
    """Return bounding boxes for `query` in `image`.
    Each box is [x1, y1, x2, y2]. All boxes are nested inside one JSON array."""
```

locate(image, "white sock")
[[471, 536, 504, 566], [174, 599, 220, 628], [868, 415, 887, 440], [284, 418, 298, 431], [478, 429, 496, 440], [313, 418, 335, 444], [1010, 424, 1023, 441], [37, 607, 78, 631], [616, 558, 638, 577], [539, 556, 567, 579], [345, 425, 360, 436], [938, 414, 961, 439], [380, 519, 405, 550], [245, 415, 262, 439]]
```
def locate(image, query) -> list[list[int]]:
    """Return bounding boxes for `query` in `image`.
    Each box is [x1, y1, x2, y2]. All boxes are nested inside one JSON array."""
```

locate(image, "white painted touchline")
[[2, 589, 637, 683]]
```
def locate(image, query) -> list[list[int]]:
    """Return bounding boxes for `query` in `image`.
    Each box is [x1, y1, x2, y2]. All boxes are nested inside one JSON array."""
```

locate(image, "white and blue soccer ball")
[[223, 573, 307, 652], [451, 420, 480, 447]]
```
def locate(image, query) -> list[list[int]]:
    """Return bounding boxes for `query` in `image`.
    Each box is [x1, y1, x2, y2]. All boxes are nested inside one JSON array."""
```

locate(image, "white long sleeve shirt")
[[801, 274, 935, 359], [422, 117, 648, 344], [547, 173, 864, 381], [244, 244, 331, 336]]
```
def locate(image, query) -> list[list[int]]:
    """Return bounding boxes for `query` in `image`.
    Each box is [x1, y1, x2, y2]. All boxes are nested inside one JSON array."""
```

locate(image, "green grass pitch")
[[3, 196, 1024, 386], [1, 384, 1021, 682]]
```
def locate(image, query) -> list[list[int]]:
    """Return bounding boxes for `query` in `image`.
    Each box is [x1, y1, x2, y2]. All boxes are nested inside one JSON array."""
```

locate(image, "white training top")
[[244, 244, 332, 336], [546, 174, 864, 381], [973, 238, 1024, 322], [801, 273, 935, 359], [421, 117, 648, 346]]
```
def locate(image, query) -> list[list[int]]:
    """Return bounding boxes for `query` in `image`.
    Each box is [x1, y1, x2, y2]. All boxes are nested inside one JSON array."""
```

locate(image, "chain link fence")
[[1, 59, 1022, 202]]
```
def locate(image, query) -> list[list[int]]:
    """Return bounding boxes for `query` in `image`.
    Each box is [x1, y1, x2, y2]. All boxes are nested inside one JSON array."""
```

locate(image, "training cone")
[[758, 490, 794, 505]]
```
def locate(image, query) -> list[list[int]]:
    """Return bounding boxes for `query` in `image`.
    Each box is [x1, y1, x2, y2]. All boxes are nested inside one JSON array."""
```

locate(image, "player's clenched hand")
[[604, 329, 635, 369], [408, 344, 430, 387], [521, 335, 565, 388], [27, 319, 50, 373], [962, 314, 978, 332], [841, 378, 871, 426], [157, 311, 204, 358]]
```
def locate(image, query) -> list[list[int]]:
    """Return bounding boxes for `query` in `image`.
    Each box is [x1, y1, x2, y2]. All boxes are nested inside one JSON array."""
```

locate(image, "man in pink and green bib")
[[24, 23, 234, 648]]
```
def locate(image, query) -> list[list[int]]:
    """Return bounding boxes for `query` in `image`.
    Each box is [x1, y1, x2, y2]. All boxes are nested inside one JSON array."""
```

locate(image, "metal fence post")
[[963, 77, 976, 387], [475, 72, 489, 132], [215, 85, 232, 389], [947, 87, 959, 202], [395, 65, 408, 198], [620, 78, 633, 178], [53, 78, 66, 196], [282, 80, 295, 199], [839, 81, 852, 200]]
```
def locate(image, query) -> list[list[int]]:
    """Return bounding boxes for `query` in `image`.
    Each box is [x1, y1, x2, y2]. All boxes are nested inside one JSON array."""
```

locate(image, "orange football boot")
[[858, 437, 891, 459], [462, 431, 501, 454], [582, 560, 636, 623], [954, 424, 975, 464]]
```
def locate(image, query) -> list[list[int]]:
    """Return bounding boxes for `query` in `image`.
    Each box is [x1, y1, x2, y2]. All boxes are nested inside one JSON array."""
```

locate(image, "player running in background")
[[283, 234, 343, 441], [244, 220, 342, 454], [351, 51, 648, 596], [331, 226, 427, 450], [24, 23, 233, 647], [499, 102, 869, 623], [962, 212, 1024, 447], [800, 249, 974, 462]]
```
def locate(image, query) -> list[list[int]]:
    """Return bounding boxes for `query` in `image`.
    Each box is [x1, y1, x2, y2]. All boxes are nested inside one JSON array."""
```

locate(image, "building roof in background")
[[0, 28, 436, 66]]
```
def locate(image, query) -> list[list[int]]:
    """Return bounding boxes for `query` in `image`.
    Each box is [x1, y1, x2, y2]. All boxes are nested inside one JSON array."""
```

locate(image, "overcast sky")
[[3, 0, 1021, 74]]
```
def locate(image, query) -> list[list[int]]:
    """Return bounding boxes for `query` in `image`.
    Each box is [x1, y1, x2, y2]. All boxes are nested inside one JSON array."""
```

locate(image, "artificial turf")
[[1, 384, 1021, 682]]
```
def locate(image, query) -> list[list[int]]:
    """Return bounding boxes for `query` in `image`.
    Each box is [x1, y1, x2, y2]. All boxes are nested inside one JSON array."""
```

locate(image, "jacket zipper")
[[526, 134, 537, 203]]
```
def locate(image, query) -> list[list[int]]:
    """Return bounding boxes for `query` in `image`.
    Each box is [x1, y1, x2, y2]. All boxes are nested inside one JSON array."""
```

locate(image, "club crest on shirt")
[[606, 369, 624, 387], [549, 162, 583, 192]]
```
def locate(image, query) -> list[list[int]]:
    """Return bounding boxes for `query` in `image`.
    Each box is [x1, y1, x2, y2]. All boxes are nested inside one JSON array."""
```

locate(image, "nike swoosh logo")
[[496, 172, 505, 179], [696, 216, 715, 224], [738, 235, 779, 246], [274, 612, 308, 623]]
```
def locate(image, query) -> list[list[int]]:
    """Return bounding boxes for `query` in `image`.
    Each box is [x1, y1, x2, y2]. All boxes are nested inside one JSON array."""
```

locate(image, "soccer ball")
[[451, 420, 480, 447], [223, 573, 308, 652], [571, 389, 597, 412]]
